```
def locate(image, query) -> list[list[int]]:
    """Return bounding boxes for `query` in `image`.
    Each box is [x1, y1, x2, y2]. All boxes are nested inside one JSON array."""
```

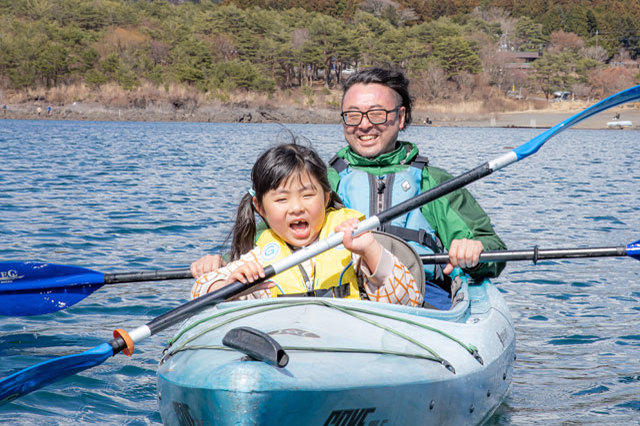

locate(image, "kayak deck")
[[158, 279, 515, 425]]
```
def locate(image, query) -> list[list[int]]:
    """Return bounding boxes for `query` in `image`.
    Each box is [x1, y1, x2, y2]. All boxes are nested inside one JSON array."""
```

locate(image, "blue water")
[[1, 119, 639, 424]]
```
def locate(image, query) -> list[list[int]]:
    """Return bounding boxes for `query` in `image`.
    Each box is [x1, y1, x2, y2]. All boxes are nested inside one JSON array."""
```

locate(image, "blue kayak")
[[157, 277, 515, 425]]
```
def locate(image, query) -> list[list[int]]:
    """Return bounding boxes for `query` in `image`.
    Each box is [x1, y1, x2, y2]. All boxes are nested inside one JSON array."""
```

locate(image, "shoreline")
[[2, 102, 639, 130]]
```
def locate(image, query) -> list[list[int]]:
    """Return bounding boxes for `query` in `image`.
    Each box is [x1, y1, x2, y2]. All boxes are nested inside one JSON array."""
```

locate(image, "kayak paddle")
[[420, 240, 640, 264], [0, 262, 191, 316], [2, 85, 640, 405], [3, 84, 639, 318], [0, 178, 461, 405]]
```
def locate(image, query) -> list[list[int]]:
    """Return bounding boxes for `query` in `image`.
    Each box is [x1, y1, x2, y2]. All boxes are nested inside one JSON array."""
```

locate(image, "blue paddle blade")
[[0, 342, 114, 406], [513, 85, 640, 160], [0, 262, 105, 316], [627, 240, 640, 261]]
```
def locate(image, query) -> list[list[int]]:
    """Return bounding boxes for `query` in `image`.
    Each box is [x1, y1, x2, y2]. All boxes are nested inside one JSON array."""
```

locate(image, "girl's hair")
[[229, 143, 342, 260]]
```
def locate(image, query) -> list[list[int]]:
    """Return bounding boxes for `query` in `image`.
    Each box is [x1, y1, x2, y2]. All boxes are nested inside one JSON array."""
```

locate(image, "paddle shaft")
[[104, 269, 191, 284], [108, 215, 382, 352], [107, 268, 197, 351], [421, 246, 629, 264], [4, 85, 640, 405], [7, 85, 640, 315], [108, 278, 253, 353], [107, 85, 640, 355], [108, 163, 513, 353]]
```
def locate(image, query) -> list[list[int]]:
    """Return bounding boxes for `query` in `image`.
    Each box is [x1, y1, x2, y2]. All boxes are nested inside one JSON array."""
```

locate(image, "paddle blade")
[[513, 85, 640, 160], [0, 342, 114, 406], [627, 240, 640, 261], [0, 262, 105, 316]]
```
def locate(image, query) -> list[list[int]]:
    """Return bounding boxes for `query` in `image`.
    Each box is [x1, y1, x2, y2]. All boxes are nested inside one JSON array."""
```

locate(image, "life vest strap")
[[328, 155, 349, 173], [277, 283, 351, 299], [386, 224, 441, 253]]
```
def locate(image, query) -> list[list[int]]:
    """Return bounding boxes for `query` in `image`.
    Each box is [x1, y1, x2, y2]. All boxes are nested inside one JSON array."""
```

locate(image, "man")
[[191, 68, 506, 308], [328, 68, 505, 307]]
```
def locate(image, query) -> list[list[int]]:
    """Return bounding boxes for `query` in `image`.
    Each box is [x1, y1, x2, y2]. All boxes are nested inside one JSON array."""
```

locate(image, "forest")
[[1, 0, 639, 110]]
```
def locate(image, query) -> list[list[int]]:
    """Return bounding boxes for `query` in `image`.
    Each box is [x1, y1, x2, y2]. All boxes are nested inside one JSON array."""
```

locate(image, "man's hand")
[[190, 254, 225, 278], [443, 238, 484, 275]]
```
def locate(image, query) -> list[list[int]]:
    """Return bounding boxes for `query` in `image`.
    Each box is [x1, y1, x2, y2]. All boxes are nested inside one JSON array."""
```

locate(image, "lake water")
[[1, 119, 639, 424]]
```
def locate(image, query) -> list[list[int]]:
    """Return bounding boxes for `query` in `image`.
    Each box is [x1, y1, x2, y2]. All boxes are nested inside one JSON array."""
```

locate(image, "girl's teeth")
[[291, 221, 307, 230]]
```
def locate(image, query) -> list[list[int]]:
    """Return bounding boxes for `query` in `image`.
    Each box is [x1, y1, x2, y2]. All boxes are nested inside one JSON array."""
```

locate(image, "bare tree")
[[212, 34, 237, 61], [579, 46, 609, 63], [291, 28, 308, 50], [413, 62, 448, 101], [589, 66, 636, 97], [471, 6, 517, 50], [359, 0, 418, 26], [150, 40, 171, 66], [612, 48, 632, 63], [479, 39, 512, 92], [570, 83, 592, 101], [548, 30, 584, 53], [452, 71, 475, 100], [292, 29, 312, 87]]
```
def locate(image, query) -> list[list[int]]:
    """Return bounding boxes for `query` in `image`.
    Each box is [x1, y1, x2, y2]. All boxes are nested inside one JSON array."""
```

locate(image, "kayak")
[[606, 120, 632, 129], [157, 275, 515, 425]]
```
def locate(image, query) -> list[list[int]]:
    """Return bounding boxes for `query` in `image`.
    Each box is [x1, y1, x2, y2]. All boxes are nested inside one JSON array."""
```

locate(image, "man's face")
[[342, 83, 405, 158]]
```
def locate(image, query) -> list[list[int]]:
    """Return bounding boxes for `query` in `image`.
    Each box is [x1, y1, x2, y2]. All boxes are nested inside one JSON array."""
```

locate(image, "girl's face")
[[254, 170, 330, 248]]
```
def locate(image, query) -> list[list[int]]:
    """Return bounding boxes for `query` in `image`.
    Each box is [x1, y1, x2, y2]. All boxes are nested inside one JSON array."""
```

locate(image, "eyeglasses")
[[341, 106, 401, 126]]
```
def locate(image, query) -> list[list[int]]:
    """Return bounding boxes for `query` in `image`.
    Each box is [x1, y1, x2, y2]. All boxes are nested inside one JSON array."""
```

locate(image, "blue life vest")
[[330, 154, 444, 282]]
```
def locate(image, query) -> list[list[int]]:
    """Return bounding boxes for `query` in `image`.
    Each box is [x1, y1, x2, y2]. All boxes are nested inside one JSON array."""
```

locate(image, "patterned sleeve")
[[190, 246, 272, 300], [357, 248, 424, 307], [191, 246, 423, 306]]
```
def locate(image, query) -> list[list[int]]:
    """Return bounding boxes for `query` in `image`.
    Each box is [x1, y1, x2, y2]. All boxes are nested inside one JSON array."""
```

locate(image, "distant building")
[[503, 51, 541, 71]]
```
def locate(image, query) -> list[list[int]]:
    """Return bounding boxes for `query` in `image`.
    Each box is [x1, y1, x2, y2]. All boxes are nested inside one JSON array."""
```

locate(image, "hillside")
[[0, 0, 639, 121]]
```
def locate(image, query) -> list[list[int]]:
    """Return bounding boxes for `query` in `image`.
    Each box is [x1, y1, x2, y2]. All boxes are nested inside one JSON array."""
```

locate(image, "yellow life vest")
[[255, 208, 364, 299]]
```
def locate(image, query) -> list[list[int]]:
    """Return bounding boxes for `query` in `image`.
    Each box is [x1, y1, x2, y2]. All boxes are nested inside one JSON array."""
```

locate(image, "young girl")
[[191, 143, 423, 306]]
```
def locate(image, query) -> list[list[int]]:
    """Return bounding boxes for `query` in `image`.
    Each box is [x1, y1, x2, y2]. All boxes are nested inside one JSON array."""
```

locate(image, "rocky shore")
[[2, 101, 639, 130]]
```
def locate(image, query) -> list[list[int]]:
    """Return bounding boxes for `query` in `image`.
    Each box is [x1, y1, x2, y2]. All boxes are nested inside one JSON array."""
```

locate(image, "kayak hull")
[[158, 279, 515, 425], [606, 120, 632, 129]]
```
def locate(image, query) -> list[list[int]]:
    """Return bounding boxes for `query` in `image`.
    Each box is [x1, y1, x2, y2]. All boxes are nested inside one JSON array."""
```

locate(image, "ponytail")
[[328, 190, 344, 210], [229, 193, 258, 261]]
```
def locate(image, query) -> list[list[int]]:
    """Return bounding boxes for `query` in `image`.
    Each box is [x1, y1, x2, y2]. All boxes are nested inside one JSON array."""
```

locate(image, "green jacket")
[[327, 141, 507, 280]]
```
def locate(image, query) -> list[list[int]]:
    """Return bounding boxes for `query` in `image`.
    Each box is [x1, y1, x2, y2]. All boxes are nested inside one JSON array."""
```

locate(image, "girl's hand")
[[202, 260, 274, 300], [226, 260, 266, 285], [226, 261, 275, 299], [335, 218, 382, 271], [443, 238, 484, 275]]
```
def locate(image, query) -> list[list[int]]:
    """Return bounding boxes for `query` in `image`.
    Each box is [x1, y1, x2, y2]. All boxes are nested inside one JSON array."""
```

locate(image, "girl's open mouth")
[[289, 219, 310, 238]]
